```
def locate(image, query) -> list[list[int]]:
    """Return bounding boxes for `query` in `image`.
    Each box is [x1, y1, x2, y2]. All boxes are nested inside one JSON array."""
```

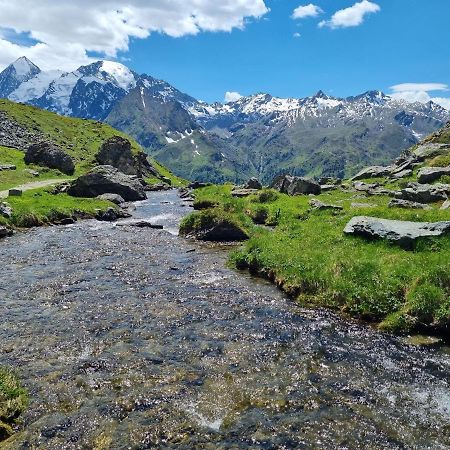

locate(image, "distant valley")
[[1, 56, 449, 183]]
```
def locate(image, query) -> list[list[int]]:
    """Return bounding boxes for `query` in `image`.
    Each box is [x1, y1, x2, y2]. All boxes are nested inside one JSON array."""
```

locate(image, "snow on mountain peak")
[[11, 57, 40, 79], [100, 61, 136, 90]]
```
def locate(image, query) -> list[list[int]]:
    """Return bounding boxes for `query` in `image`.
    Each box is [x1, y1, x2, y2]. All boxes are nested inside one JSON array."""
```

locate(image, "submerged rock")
[[25, 142, 75, 175], [0, 225, 13, 239], [344, 216, 450, 249], [68, 165, 146, 201], [271, 175, 321, 195], [417, 166, 450, 184]]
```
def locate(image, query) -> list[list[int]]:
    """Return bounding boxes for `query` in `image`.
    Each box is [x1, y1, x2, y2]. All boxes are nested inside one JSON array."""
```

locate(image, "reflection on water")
[[0, 190, 449, 449]]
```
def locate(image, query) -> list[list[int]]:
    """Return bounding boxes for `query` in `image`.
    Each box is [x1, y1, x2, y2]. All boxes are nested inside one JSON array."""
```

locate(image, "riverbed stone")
[[68, 165, 146, 201], [25, 142, 75, 175], [0, 225, 13, 239], [344, 216, 450, 249]]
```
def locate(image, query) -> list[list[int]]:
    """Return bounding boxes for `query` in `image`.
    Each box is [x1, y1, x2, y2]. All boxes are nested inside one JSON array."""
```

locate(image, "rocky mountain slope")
[[1, 57, 449, 183]]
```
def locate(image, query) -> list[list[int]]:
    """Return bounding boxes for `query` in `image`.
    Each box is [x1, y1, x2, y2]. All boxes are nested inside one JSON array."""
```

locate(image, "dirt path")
[[0, 178, 69, 198]]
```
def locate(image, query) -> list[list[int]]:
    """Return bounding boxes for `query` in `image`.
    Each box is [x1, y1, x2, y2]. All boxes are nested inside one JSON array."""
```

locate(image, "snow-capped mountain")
[[1, 56, 449, 183]]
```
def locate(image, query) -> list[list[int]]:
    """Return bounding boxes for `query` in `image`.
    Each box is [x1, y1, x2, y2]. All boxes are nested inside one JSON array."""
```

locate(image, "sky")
[[0, 0, 449, 108]]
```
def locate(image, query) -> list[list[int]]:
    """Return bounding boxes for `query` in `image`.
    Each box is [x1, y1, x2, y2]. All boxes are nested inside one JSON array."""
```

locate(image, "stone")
[[244, 177, 263, 190], [413, 143, 450, 159], [309, 199, 343, 210], [188, 181, 211, 189], [318, 176, 341, 186], [0, 225, 13, 239], [271, 175, 321, 195], [95, 206, 131, 222], [388, 199, 432, 210], [231, 188, 259, 198], [0, 202, 12, 218], [25, 142, 75, 175], [145, 183, 171, 191], [395, 182, 450, 204], [417, 167, 450, 184], [8, 188, 22, 196], [116, 220, 164, 229], [0, 164, 16, 171], [351, 166, 392, 181], [68, 165, 146, 201], [24, 169, 39, 177], [351, 202, 376, 209], [97, 193, 125, 205], [320, 184, 339, 192], [58, 217, 76, 225], [441, 200, 450, 210], [390, 169, 412, 179], [344, 216, 450, 249], [352, 181, 380, 192], [96, 136, 158, 178]]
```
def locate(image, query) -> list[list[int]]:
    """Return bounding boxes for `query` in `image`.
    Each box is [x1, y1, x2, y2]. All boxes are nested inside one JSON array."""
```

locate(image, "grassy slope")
[[185, 178, 449, 334]]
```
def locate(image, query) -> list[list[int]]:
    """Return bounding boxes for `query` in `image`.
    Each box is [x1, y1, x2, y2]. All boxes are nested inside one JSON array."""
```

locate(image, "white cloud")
[[389, 83, 450, 110], [319, 0, 380, 29], [292, 4, 323, 19], [293, 32, 302, 38], [224, 91, 243, 103], [0, 0, 269, 71]]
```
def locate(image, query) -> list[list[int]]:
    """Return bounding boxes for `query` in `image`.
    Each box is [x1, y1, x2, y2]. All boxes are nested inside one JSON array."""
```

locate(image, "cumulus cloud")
[[319, 0, 380, 29], [292, 4, 323, 20], [224, 91, 243, 103], [0, 0, 269, 71], [390, 82, 450, 110]]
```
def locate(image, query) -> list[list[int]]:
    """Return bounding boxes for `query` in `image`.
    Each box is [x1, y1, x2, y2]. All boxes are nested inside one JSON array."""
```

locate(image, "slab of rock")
[[388, 199, 432, 210], [391, 169, 412, 179], [0, 225, 13, 239], [97, 193, 125, 205], [24, 169, 39, 177], [309, 199, 343, 210], [231, 188, 259, 198], [351, 202, 376, 208], [320, 184, 339, 192], [352, 181, 380, 192], [116, 220, 164, 229], [271, 175, 321, 195], [441, 200, 450, 210], [344, 216, 450, 249], [25, 142, 75, 175], [351, 166, 392, 181], [188, 181, 211, 189], [0, 164, 16, 171], [244, 177, 263, 190], [395, 182, 450, 203], [0, 202, 12, 218], [8, 188, 22, 196], [413, 143, 450, 159], [417, 167, 450, 184], [68, 165, 146, 201]]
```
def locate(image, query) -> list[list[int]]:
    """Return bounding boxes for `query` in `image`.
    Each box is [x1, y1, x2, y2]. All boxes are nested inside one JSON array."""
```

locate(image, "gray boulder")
[[351, 166, 392, 181], [231, 188, 259, 198], [244, 177, 263, 190], [391, 169, 412, 179], [0, 164, 16, 171], [0, 225, 13, 239], [271, 175, 321, 195], [68, 165, 146, 201], [351, 202, 376, 208], [395, 182, 449, 203], [309, 199, 343, 211], [8, 188, 22, 196], [25, 142, 75, 175], [417, 167, 450, 184], [344, 216, 450, 249], [0, 202, 12, 218], [388, 199, 432, 210], [97, 193, 125, 205], [413, 143, 450, 159], [441, 200, 450, 210]]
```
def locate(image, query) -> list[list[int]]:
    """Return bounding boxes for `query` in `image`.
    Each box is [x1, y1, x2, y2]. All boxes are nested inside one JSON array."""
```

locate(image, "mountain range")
[[1, 56, 449, 183]]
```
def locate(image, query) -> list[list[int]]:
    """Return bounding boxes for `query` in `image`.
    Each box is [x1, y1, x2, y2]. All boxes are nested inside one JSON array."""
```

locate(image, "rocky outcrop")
[[395, 182, 450, 203], [67, 165, 146, 201], [309, 199, 343, 211], [413, 142, 450, 159], [271, 175, 321, 195], [244, 177, 262, 190], [351, 165, 392, 181], [231, 188, 259, 198], [0, 111, 44, 150], [344, 216, 450, 249], [96, 193, 125, 204], [25, 142, 75, 175], [388, 199, 432, 210], [96, 136, 158, 178], [417, 167, 450, 184]]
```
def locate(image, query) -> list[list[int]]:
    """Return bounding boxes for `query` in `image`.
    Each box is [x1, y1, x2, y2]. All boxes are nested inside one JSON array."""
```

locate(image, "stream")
[[1, 190, 449, 449]]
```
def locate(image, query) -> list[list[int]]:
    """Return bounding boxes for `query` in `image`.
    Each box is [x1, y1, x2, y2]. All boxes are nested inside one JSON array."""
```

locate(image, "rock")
[[25, 142, 75, 175], [388, 199, 432, 210], [344, 216, 450, 249], [96, 193, 125, 205], [244, 177, 263, 190], [413, 143, 450, 159], [68, 165, 146, 201], [320, 184, 339, 192], [58, 217, 76, 225], [160, 176, 172, 185], [309, 199, 343, 210], [0, 202, 12, 218], [8, 188, 22, 196], [395, 182, 450, 204], [417, 167, 450, 184], [441, 200, 450, 210], [116, 220, 164, 229], [351, 166, 392, 181], [351, 202, 376, 208], [0, 225, 13, 239], [231, 188, 259, 198], [178, 188, 193, 200], [95, 206, 130, 222], [390, 169, 412, 179], [188, 181, 211, 189], [270, 175, 321, 195], [352, 181, 380, 192], [0, 164, 16, 171], [145, 183, 171, 191], [318, 176, 341, 185], [24, 169, 39, 177]]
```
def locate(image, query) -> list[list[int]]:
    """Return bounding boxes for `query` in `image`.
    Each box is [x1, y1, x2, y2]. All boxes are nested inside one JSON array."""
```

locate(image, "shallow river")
[[1, 191, 449, 449]]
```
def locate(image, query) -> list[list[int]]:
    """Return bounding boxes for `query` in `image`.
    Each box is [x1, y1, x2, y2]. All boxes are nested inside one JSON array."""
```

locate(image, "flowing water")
[[1, 191, 449, 449]]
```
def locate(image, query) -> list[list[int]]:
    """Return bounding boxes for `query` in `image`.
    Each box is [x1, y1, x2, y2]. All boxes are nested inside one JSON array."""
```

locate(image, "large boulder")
[[67, 165, 146, 201], [244, 177, 263, 190], [395, 182, 450, 203], [96, 136, 158, 178], [344, 216, 450, 249], [417, 167, 450, 184], [25, 142, 75, 175], [350, 165, 392, 181], [271, 175, 321, 195]]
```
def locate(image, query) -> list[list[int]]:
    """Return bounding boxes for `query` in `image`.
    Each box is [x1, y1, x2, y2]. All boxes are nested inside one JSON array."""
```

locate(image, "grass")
[[188, 184, 450, 334], [0, 368, 28, 441], [0, 188, 114, 228]]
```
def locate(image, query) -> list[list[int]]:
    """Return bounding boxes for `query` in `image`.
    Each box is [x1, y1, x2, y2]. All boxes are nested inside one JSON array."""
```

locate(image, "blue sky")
[[1, 0, 449, 106]]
